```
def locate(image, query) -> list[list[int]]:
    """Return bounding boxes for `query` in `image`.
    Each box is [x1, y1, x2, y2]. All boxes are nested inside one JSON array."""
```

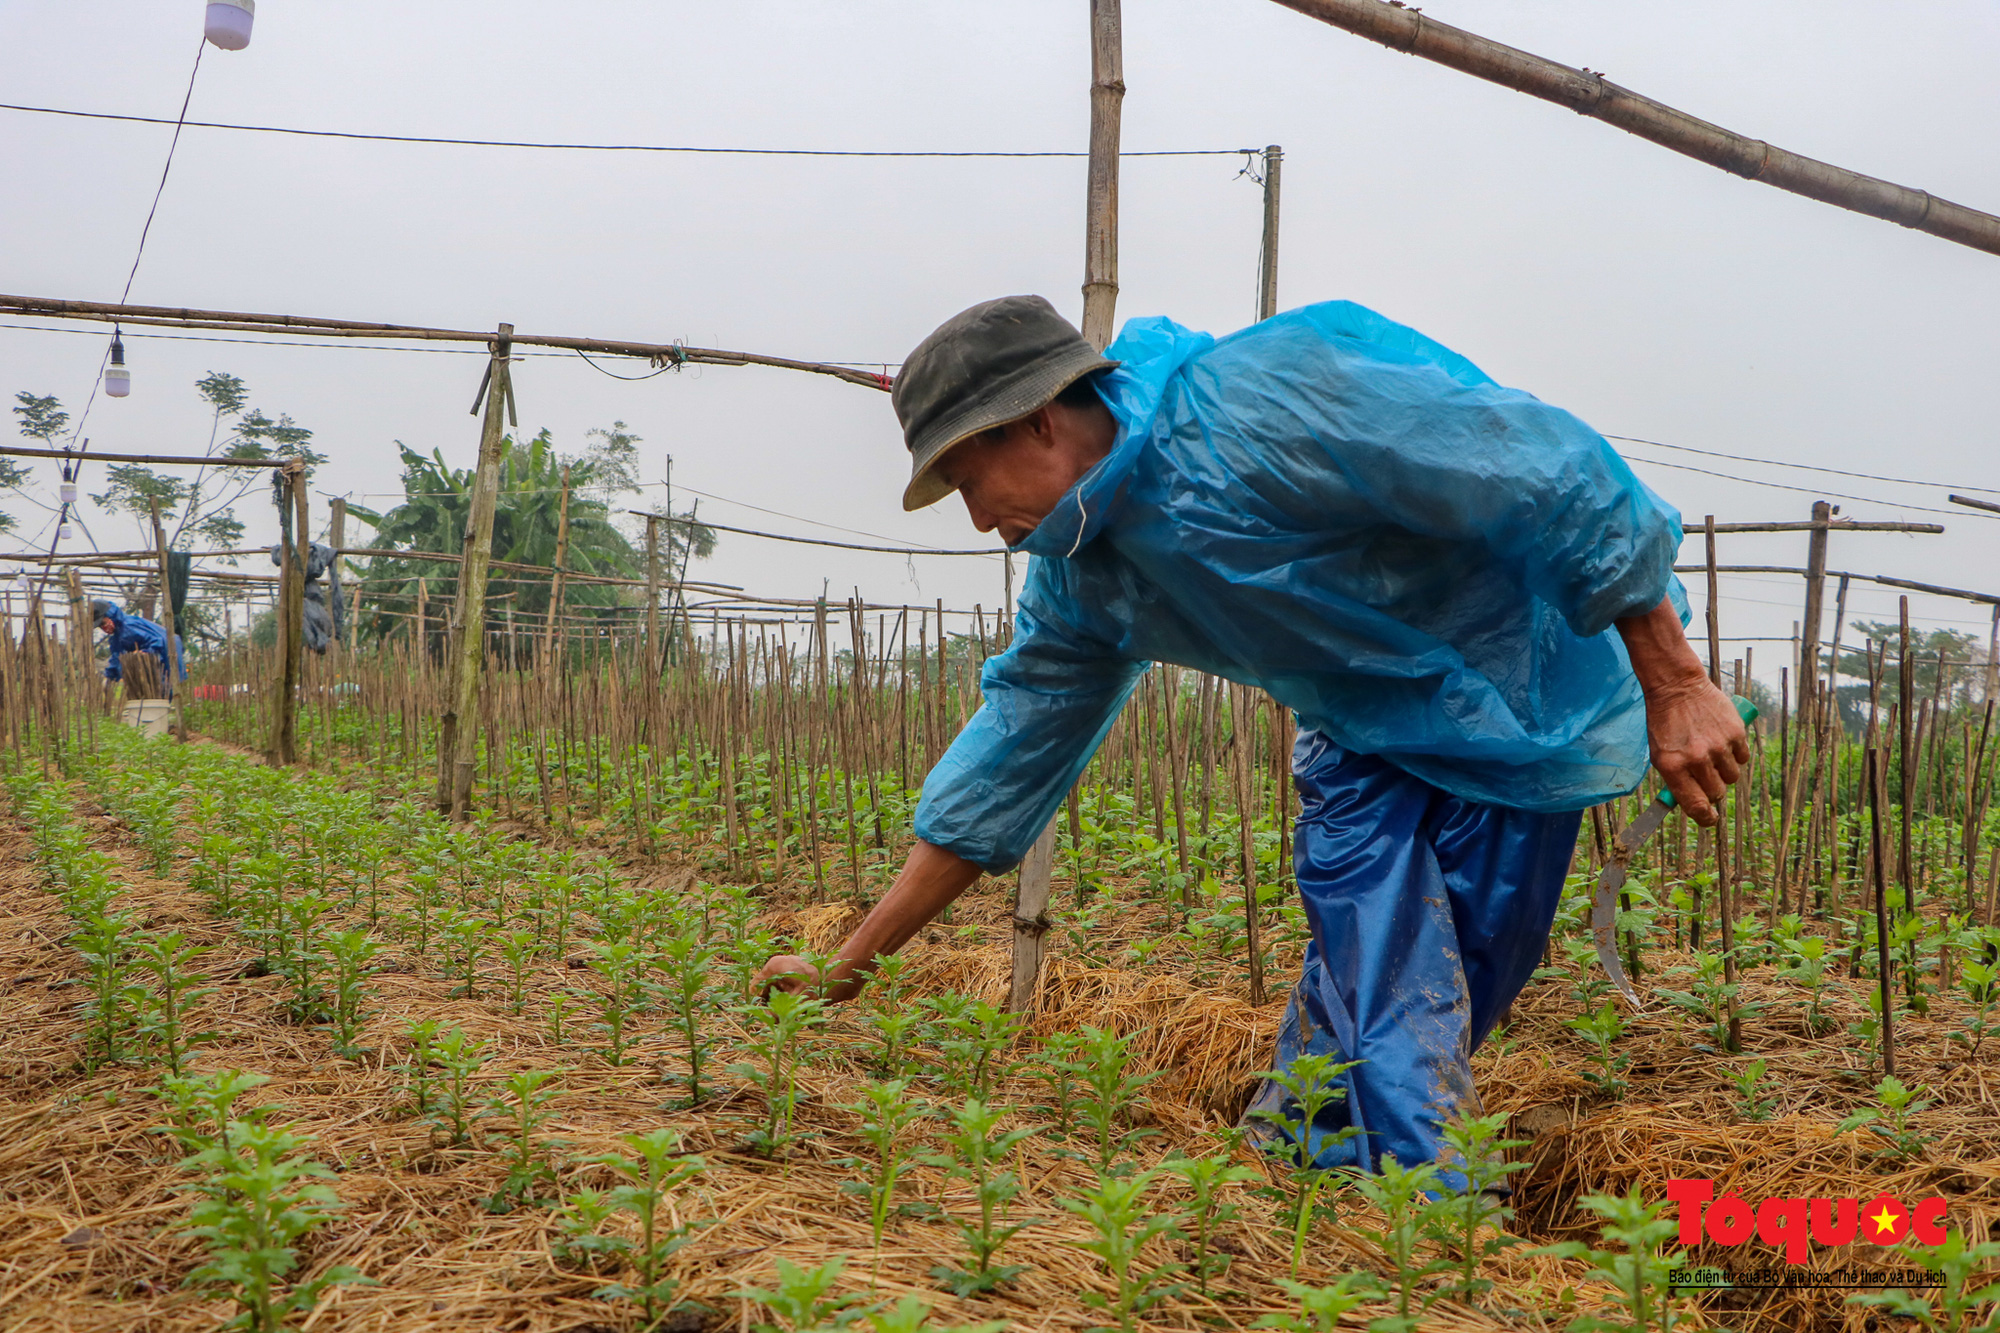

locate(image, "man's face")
[[934, 406, 1094, 548], [99, 617, 117, 636]]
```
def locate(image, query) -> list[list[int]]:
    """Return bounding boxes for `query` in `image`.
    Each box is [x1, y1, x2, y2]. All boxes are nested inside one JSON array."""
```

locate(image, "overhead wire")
[[1, 102, 1247, 159], [1608, 433, 2000, 499]]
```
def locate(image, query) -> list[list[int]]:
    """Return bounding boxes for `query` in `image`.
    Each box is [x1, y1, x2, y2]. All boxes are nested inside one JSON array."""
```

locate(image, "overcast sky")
[[4, 0, 1998, 675]]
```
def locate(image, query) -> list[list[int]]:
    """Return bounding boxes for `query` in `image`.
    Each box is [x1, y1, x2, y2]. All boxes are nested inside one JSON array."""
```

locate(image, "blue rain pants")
[[1249, 727, 1581, 1175]]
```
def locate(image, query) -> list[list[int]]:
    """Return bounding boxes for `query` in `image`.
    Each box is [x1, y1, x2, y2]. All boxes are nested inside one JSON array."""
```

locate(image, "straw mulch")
[[2, 755, 1995, 1333]]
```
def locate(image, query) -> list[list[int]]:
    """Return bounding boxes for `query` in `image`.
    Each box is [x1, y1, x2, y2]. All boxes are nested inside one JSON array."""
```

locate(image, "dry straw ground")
[[2, 737, 1996, 1333]]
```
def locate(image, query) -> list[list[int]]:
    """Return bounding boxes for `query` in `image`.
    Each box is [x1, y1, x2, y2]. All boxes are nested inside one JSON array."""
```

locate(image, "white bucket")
[[120, 700, 173, 738]]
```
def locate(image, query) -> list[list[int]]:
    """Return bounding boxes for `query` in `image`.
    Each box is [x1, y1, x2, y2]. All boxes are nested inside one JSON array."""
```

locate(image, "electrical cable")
[[1608, 433, 2000, 498], [1622, 455, 1993, 520], [1, 102, 1247, 159]]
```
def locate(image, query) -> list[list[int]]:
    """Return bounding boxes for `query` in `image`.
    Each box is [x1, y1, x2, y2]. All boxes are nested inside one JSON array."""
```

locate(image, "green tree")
[[1834, 620, 1988, 730], [4, 391, 66, 535], [87, 373, 323, 558], [346, 424, 711, 658]]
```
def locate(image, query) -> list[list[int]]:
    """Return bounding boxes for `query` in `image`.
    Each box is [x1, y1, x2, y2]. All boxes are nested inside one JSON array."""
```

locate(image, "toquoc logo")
[[1667, 1179, 1948, 1265]]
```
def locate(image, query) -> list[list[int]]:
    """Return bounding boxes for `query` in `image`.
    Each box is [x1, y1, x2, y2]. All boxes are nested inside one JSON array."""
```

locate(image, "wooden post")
[[270, 461, 305, 765], [328, 497, 347, 656], [1704, 516, 1739, 1049], [442, 323, 514, 819], [1010, 0, 1123, 1012], [1080, 0, 1123, 348], [1798, 500, 1831, 720], [1257, 144, 1284, 321], [1867, 747, 1898, 1076], [541, 464, 571, 675], [146, 498, 187, 741], [62, 568, 91, 688], [645, 513, 661, 681]]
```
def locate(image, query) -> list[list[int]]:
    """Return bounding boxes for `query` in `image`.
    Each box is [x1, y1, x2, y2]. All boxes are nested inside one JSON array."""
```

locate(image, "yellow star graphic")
[[1869, 1205, 1901, 1237]]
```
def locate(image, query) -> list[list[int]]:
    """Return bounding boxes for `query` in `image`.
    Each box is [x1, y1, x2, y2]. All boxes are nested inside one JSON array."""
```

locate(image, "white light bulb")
[[104, 331, 130, 397], [60, 481, 78, 506], [59, 522, 73, 541], [205, 0, 255, 50]]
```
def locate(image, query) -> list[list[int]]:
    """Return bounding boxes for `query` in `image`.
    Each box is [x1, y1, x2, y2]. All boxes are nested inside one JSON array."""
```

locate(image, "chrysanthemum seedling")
[[1836, 1074, 1935, 1163], [931, 999, 1024, 1100], [133, 931, 216, 1075], [154, 1069, 273, 1157], [1564, 1004, 1631, 1098], [498, 929, 539, 1016], [591, 1128, 708, 1330], [738, 1255, 877, 1333], [483, 1068, 565, 1212], [863, 1294, 1006, 1333], [589, 940, 649, 1067], [1848, 1230, 2000, 1331], [1029, 1031, 1087, 1136], [1250, 1274, 1377, 1333], [1248, 1052, 1361, 1277], [179, 1119, 373, 1333], [398, 1019, 441, 1120], [920, 1097, 1036, 1295], [1343, 1153, 1451, 1329], [842, 1077, 922, 1277], [1776, 932, 1835, 1035], [729, 987, 825, 1158], [657, 928, 716, 1105], [1726, 1058, 1777, 1123], [428, 1027, 489, 1147], [1424, 1111, 1530, 1305], [1161, 1150, 1261, 1296], [1531, 1189, 1688, 1333], [1067, 1025, 1163, 1173], [73, 911, 147, 1069], [551, 1186, 623, 1272], [1061, 1169, 1187, 1333], [324, 929, 379, 1058]]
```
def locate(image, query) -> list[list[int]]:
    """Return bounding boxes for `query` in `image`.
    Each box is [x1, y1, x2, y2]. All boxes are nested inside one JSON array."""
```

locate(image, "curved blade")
[[1591, 797, 1671, 1008]]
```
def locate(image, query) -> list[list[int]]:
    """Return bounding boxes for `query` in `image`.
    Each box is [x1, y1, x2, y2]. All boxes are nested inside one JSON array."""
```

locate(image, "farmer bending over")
[[760, 296, 1745, 1173], [92, 598, 184, 698]]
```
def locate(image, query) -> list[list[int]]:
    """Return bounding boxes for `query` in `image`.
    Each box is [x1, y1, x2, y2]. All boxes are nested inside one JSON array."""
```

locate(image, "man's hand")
[[1616, 597, 1748, 827], [754, 955, 819, 998]]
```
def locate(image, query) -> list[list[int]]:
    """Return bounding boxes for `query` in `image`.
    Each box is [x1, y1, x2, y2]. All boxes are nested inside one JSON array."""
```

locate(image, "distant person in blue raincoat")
[[92, 599, 184, 697], [760, 295, 1746, 1174]]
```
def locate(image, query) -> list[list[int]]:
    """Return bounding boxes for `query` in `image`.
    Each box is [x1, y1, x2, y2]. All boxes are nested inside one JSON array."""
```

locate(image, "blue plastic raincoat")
[[911, 300, 1685, 1174], [100, 604, 184, 691], [915, 301, 1683, 871]]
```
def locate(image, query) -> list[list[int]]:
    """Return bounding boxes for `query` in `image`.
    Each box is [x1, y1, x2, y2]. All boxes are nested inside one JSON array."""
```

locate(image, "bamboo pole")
[[1080, 0, 1124, 348], [146, 498, 187, 741], [1271, 0, 2000, 259], [442, 323, 514, 819], [269, 462, 305, 765], [540, 465, 572, 675]]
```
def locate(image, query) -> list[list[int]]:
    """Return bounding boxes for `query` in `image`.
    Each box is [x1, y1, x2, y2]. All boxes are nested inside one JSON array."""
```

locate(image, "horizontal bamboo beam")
[[1693, 520, 1944, 535], [1671, 563, 1998, 607], [1273, 0, 2000, 258], [0, 294, 894, 391], [0, 443, 286, 468], [1950, 495, 2000, 516]]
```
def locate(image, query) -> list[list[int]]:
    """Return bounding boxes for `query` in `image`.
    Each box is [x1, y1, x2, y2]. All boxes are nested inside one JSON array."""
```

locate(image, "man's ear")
[[1022, 404, 1060, 448]]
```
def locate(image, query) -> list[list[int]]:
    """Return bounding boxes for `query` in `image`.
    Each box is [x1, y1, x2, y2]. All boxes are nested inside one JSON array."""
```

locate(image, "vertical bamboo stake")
[[1867, 746, 1898, 1076], [1898, 596, 1916, 913], [270, 461, 305, 766], [1080, 0, 1123, 348], [1703, 516, 1739, 1050], [442, 323, 514, 819], [645, 514, 661, 688], [146, 498, 187, 741], [1232, 683, 1268, 1005], [541, 465, 571, 675]]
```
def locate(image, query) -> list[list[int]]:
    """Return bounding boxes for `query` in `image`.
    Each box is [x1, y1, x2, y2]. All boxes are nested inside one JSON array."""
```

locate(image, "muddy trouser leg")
[[1246, 730, 1580, 1176]]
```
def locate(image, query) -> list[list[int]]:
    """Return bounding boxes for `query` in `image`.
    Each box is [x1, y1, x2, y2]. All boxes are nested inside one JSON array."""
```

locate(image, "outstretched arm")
[[1615, 596, 1747, 827], [757, 840, 983, 1002]]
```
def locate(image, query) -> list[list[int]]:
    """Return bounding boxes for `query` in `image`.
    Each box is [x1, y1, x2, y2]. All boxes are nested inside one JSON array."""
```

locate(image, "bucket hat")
[[893, 295, 1117, 511]]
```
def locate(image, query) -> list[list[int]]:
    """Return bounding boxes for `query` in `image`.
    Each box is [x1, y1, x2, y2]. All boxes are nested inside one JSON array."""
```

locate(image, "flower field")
[[3, 637, 1998, 1333]]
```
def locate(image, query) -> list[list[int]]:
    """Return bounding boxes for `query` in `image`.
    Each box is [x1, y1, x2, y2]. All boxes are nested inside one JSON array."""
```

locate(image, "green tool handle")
[[1656, 694, 1759, 809]]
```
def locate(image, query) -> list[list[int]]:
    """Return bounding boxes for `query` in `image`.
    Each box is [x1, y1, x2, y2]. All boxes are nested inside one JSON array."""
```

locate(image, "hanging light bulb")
[[103, 332, 131, 398], [59, 520, 74, 541], [204, 0, 255, 50]]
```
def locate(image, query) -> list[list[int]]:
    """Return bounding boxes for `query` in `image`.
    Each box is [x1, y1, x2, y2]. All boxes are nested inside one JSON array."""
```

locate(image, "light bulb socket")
[[109, 332, 126, 367]]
